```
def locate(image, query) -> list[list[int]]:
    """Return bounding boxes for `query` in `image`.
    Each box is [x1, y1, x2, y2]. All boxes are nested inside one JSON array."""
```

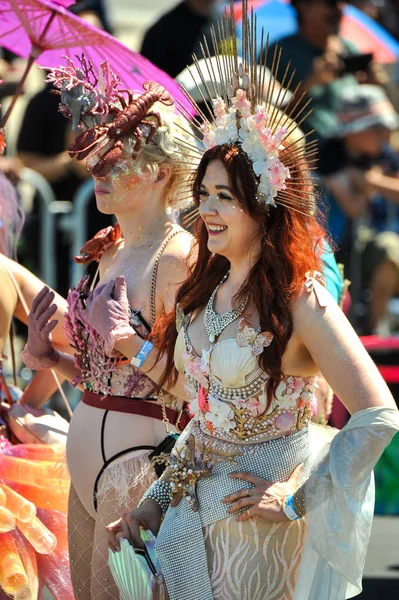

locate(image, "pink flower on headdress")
[[311, 394, 318, 416], [269, 159, 290, 191], [213, 96, 226, 119], [232, 89, 251, 117], [265, 126, 288, 153], [259, 128, 274, 150], [201, 122, 216, 148], [274, 127, 288, 146], [253, 106, 269, 128]]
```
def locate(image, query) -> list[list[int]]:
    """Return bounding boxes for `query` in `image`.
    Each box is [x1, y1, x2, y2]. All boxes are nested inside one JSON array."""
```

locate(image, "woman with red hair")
[[105, 78, 399, 600]]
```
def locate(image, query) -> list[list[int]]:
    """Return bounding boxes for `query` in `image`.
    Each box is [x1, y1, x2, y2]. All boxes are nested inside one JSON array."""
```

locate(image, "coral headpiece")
[[175, 0, 317, 219], [45, 55, 184, 178]]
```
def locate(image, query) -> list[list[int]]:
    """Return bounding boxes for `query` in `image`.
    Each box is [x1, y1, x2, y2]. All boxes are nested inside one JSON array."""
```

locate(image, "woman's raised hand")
[[22, 286, 60, 370], [84, 275, 134, 355], [222, 464, 303, 522], [105, 502, 162, 552]]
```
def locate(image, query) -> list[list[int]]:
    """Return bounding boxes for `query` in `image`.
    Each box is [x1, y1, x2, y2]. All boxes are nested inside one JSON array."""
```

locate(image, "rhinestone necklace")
[[204, 273, 249, 343]]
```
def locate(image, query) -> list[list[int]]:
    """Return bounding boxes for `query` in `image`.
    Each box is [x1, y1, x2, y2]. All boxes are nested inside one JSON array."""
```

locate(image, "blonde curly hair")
[[123, 103, 198, 209]]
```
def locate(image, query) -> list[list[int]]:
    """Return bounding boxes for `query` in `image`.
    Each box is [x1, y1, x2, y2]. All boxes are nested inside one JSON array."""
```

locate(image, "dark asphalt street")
[[360, 517, 399, 598]]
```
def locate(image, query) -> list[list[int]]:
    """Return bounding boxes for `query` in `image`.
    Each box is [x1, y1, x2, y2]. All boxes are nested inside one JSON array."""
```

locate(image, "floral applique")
[[233, 396, 264, 417], [204, 395, 235, 433], [181, 349, 210, 389], [274, 376, 318, 412]]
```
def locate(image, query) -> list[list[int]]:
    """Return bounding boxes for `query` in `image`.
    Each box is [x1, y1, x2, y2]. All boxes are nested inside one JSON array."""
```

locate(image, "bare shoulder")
[[291, 278, 334, 324], [162, 229, 194, 259], [157, 230, 193, 310], [0, 255, 28, 293], [158, 230, 193, 275]]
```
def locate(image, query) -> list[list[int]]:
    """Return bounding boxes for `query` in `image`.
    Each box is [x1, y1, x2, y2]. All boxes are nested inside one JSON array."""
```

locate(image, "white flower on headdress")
[[240, 129, 260, 157], [258, 175, 276, 205]]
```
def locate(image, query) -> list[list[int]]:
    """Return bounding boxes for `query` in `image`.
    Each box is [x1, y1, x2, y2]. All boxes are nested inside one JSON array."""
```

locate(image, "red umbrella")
[[0, 0, 193, 127]]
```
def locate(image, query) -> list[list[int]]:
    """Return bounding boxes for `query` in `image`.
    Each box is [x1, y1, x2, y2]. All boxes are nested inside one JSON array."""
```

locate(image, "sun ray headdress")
[[173, 0, 318, 227]]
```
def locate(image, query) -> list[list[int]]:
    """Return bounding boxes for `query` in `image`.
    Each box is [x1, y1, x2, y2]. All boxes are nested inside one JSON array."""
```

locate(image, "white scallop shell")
[[173, 328, 187, 374], [210, 339, 256, 388]]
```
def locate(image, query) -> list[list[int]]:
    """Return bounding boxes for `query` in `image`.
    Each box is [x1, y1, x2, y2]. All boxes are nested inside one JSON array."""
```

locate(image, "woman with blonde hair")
[[22, 56, 197, 599]]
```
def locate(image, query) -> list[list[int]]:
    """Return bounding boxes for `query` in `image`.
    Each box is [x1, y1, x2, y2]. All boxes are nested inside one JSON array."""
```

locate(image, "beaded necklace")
[[204, 273, 249, 343]]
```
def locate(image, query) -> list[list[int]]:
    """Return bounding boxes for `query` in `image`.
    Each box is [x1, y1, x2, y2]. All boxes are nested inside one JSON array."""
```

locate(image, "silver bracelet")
[[139, 480, 171, 517]]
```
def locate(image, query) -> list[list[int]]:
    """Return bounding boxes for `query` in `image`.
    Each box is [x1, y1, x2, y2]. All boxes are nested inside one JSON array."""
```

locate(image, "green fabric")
[[321, 240, 343, 303], [270, 34, 359, 140], [374, 432, 399, 514]]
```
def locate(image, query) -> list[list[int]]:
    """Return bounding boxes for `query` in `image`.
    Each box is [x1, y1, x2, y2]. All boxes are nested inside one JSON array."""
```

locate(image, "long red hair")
[[155, 143, 326, 404]]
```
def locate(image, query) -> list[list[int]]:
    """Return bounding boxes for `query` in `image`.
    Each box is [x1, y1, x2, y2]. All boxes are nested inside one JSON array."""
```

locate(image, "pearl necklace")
[[204, 273, 249, 343]]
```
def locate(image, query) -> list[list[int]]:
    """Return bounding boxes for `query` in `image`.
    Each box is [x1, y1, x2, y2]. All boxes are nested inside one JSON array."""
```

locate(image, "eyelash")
[[197, 190, 233, 202]]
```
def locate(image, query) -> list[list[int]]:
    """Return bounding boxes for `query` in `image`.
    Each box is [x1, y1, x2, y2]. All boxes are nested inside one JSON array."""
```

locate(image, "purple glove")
[[84, 276, 135, 356], [22, 286, 60, 370]]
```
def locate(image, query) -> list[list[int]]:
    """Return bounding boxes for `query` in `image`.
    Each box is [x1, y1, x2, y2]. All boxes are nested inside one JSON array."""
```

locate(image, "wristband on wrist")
[[130, 339, 154, 369], [282, 494, 301, 521]]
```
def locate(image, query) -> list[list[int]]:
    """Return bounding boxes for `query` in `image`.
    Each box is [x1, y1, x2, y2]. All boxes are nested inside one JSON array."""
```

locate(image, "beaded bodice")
[[174, 316, 317, 445], [64, 277, 156, 398]]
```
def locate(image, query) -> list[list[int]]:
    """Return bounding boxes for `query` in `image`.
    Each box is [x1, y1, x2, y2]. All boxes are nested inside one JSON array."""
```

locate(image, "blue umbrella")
[[233, 0, 399, 63]]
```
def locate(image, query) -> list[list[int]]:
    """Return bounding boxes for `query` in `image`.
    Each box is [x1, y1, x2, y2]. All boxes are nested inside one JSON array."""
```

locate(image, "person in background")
[[0, 167, 70, 434], [269, 0, 385, 143], [348, 0, 399, 40], [140, 0, 218, 78], [318, 85, 399, 334]]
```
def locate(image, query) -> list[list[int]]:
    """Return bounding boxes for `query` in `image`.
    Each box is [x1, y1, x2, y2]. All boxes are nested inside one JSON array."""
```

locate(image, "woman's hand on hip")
[[105, 501, 162, 552], [222, 464, 303, 522]]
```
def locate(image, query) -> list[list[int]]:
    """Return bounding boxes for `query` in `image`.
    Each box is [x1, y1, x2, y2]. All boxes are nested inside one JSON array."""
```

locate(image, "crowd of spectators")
[[1, 0, 399, 334]]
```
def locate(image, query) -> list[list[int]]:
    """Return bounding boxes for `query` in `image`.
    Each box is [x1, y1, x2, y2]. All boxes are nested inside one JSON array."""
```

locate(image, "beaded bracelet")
[[292, 486, 306, 518], [139, 480, 171, 518], [130, 340, 154, 369]]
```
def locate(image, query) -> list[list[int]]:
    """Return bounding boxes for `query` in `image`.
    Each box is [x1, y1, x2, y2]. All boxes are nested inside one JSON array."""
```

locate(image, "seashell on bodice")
[[174, 324, 317, 444]]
